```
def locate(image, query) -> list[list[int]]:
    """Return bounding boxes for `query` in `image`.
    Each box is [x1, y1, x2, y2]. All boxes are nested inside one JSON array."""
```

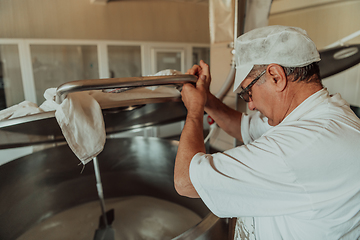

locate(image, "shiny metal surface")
[[319, 44, 360, 79], [56, 75, 197, 103], [0, 137, 231, 240], [174, 213, 230, 240], [0, 101, 188, 149], [1, 74, 196, 149], [18, 196, 203, 240]]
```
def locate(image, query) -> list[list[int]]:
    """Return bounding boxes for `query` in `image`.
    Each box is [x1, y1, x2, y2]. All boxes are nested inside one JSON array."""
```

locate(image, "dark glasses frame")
[[239, 70, 266, 102]]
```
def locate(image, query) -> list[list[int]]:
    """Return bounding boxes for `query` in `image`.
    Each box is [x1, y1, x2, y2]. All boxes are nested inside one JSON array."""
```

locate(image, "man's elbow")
[[174, 177, 200, 198], [174, 178, 188, 196]]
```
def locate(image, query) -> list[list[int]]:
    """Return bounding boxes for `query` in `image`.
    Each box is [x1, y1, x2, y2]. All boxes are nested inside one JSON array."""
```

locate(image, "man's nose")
[[248, 101, 256, 111]]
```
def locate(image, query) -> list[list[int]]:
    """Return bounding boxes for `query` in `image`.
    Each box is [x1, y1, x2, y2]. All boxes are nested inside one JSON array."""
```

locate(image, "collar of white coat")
[[280, 88, 337, 124]]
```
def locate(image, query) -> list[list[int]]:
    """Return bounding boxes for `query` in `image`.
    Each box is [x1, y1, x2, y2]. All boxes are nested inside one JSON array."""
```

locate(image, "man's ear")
[[267, 64, 287, 92]]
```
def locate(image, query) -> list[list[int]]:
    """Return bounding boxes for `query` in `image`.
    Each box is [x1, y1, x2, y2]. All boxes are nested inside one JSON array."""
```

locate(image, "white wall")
[[270, 0, 360, 107], [209, 0, 360, 151], [0, 0, 210, 43], [0, 0, 211, 163]]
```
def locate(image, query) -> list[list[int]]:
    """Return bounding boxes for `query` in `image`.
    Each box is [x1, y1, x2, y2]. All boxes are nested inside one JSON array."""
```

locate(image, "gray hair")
[[249, 62, 322, 85], [283, 62, 321, 83]]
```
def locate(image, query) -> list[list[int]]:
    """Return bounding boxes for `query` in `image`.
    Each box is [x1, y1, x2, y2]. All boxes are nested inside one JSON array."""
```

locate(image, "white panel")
[[18, 41, 37, 104], [97, 43, 110, 79], [107, 45, 142, 78], [185, 45, 193, 71], [150, 48, 185, 74], [323, 64, 360, 107], [141, 44, 151, 76]]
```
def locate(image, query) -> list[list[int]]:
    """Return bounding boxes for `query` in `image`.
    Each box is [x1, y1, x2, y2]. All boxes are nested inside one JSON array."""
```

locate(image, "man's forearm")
[[174, 111, 204, 198], [205, 93, 243, 142]]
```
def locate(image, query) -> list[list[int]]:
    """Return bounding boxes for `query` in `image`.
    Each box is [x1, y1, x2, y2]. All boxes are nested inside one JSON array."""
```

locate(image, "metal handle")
[[55, 75, 197, 104]]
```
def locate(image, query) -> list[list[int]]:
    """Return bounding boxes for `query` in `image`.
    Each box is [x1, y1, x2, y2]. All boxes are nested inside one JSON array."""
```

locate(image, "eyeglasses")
[[239, 70, 266, 102]]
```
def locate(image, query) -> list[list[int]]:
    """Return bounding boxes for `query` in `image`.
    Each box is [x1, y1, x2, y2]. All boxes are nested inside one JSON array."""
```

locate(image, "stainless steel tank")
[[0, 76, 232, 239], [0, 137, 232, 240]]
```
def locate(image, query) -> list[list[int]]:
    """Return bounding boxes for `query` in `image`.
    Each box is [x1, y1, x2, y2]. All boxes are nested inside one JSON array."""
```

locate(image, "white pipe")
[[215, 64, 236, 101], [204, 56, 236, 144], [204, 123, 217, 144], [324, 30, 360, 49], [204, 0, 249, 145]]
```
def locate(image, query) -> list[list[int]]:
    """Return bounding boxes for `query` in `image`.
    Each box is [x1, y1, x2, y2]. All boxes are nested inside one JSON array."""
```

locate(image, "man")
[[174, 25, 360, 239]]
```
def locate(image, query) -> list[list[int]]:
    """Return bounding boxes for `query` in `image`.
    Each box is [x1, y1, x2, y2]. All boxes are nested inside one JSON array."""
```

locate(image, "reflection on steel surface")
[[0, 137, 231, 240], [0, 101, 188, 149], [18, 196, 202, 240], [319, 44, 360, 79], [0, 75, 196, 149], [56, 75, 197, 103]]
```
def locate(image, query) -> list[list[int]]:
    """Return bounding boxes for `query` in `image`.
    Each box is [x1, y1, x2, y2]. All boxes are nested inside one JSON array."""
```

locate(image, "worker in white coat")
[[174, 25, 360, 239]]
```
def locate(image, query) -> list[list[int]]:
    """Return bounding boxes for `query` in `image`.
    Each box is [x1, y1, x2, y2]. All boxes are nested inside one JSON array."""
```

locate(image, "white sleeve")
[[189, 145, 311, 218], [241, 111, 272, 144]]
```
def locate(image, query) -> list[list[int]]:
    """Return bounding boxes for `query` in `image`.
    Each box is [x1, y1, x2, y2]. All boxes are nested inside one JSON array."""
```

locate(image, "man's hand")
[[186, 60, 211, 83], [185, 60, 245, 142], [182, 60, 211, 116], [174, 60, 211, 198]]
